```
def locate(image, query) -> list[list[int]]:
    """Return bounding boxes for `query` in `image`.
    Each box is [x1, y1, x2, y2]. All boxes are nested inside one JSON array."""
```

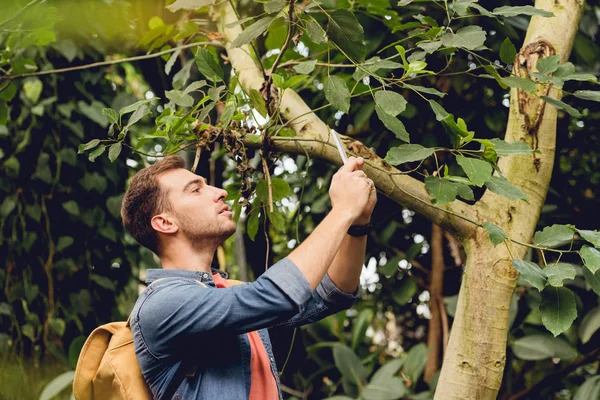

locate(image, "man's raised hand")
[[329, 157, 373, 223]]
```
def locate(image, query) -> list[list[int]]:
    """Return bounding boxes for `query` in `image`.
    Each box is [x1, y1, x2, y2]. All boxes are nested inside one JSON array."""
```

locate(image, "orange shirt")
[[212, 273, 280, 400]]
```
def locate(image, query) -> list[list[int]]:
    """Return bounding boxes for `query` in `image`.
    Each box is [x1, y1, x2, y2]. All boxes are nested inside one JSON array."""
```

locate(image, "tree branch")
[[269, 0, 296, 74], [507, 348, 600, 400], [212, 2, 478, 238], [1, 41, 221, 80]]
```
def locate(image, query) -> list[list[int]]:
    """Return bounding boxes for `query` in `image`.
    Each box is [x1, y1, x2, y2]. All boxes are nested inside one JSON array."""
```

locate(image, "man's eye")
[[193, 188, 200, 193]]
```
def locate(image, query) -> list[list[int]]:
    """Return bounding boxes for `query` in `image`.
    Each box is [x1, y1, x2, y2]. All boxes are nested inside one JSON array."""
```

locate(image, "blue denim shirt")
[[130, 257, 357, 399]]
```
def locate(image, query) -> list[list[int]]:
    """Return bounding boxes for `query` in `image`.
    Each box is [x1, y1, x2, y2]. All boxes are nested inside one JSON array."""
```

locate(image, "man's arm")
[[328, 158, 377, 293]]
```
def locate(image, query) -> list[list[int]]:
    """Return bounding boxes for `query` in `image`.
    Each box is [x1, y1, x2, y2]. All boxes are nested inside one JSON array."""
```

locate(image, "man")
[[121, 154, 376, 399]]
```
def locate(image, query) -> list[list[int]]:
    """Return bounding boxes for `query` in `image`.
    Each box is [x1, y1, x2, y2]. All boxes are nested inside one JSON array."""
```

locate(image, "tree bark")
[[424, 224, 445, 383], [435, 1, 584, 398]]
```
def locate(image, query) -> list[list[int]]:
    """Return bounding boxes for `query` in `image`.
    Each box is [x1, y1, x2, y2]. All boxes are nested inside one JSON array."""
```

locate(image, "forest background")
[[1, 0, 600, 399]]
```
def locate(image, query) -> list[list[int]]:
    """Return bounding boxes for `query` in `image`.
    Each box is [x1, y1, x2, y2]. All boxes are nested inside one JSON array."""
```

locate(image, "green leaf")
[[534, 224, 575, 248], [536, 55, 561, 75], [0, 302, 11, 317], [167, 0, 216, 12], [351, 309, 372, 350], [293, 60, 317, 74], [56, 236, 74, 252], [573, 90, 600, 102], [574, 376, 600, 400], [425, 176, 458, 204], [119, 99, 156, 116], [544, 263, 577, 287], [485, 176, 528, 201], [88, 145, 106, 162], [492, 6, 554, 18], [125, 105, 151, 128], [333, 343, 368, 386], [375, 106, 409, 142], [108, 142, 122, 162], [264, 0, 285, 14], [440, 25, 486, 50], [579, 307, 600, 344], [578, 229, 600, 247], [540, 286, 577, 336], [362, 377, 406, 400], [324, 75, 350, 114], [68, 336, 86, 368], [23, 78, 43, 103], [582, 266, 600, 296], [78, 139, 100, 154], [62, 200, 80, 216], [483, 222, 507, 246], [403, 343, 428, 385], [305, 19, 327, 44], [256, 178, 292, 202], [369, 358, 404, 384], [220, 103, 236, 126], [487, 139, 536, 156], [49, 318, 66, 337], [39, 371, 75, 400], [580, 245, 600, 274], [455, 155, 492, 187], [246, 209, 260, 241], [512, 259, 546, 291], [392, 278, 418, 305], [374, 91, 407, 116], [284, 74, 309, 89], [195, 47, 224, 82], [403, 84, 446, 98], [0, 83, 17, 101], [249, 89, 268, 118], [499, 38, 516, 65], [327, 10, 366, 62], [78, 100, 108, 127], [512, 335, 577, 360], [0, 101, 7, 125], [102, 108, 119, 125], [230, 16, 274, 49], [540, 96, 581, 118], [384, 144, 434, 165], [500, 76, 538, 93], [90, 274, 116, 291], [0, 197, 16, 217], [165, 89, 194, 107]]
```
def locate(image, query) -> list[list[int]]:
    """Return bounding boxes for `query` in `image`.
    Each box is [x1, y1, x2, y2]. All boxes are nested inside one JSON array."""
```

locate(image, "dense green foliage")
[[1, 0, 600, 399]]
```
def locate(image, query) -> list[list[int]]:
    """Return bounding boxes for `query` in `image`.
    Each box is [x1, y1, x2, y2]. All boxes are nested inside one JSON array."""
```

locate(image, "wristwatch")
[[347, 223, 373, 237]]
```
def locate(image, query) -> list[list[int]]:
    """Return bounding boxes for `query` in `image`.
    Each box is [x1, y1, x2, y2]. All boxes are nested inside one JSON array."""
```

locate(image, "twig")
[[41, 196, 55, 351], [0, 0, 39, 29], [281, 384, 306, 398], [1, 41, 220, 80], [261, 153, 274, 213], [438, 296, 449, 354], [191, 145, 202, 173], [269, 0, 296, 74], [508, 348, 600, 400]]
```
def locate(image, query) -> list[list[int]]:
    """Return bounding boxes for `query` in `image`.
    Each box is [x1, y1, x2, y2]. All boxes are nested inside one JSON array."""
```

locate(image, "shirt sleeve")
[[275, 271, 358, 328], [136, 257, 313, 357]]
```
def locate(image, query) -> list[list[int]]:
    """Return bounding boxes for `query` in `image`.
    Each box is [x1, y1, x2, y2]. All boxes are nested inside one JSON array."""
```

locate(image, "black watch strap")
[[347, 223, 373, 237]]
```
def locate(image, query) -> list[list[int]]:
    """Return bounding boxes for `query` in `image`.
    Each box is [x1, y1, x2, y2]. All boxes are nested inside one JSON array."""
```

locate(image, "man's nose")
[[215, 187, 228, 201]]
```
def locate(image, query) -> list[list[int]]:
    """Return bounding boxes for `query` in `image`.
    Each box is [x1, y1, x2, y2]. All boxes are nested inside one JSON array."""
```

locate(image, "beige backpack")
[[72, 278, 244, 399]]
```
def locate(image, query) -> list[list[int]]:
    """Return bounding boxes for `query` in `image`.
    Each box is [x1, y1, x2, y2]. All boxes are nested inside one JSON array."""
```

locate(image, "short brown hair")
[[121, 155, 186, 254]]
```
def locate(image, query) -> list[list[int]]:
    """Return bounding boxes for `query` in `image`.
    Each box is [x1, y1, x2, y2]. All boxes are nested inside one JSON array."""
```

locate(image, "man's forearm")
[[286, 208, 354, 290], [327, 220, 368, 293]]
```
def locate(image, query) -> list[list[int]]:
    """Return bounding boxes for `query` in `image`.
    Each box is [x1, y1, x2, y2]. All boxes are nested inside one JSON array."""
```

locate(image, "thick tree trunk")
[[435, 1, 583, 398]]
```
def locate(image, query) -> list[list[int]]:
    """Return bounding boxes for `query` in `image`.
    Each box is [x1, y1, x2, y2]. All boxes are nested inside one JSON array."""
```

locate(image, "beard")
[[176, 210, 237, 248]]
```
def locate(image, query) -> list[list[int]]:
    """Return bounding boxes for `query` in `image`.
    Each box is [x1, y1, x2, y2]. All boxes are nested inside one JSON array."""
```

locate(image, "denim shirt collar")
[[145, 268, 228, 284]]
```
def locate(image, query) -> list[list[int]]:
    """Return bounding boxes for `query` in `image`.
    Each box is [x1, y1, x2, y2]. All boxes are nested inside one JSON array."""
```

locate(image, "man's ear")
[[151, 213, 179, 234]]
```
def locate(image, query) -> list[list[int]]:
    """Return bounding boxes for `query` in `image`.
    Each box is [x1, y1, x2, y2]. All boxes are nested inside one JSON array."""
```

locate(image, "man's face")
[[157, 168, 236, 245]]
